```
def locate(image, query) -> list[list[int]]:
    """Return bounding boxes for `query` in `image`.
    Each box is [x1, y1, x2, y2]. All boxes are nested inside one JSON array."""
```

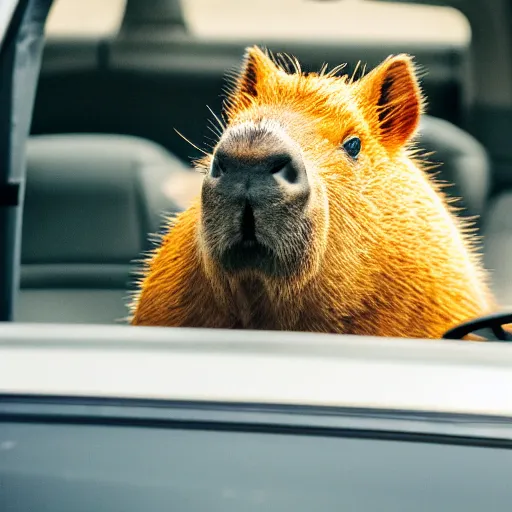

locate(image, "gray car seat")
[[415, 118, 512, 307], [483, 196, 512, 306], [417, 115, 491, 228], [16, 133, 203, 324]]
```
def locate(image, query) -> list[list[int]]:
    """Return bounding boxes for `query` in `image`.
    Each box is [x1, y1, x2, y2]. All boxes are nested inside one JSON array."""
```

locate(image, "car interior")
[[11, 0, 512, 325]]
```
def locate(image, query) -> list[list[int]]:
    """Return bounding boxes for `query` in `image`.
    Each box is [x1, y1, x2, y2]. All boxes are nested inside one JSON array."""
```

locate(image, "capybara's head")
[[198, 46, 423, 290]]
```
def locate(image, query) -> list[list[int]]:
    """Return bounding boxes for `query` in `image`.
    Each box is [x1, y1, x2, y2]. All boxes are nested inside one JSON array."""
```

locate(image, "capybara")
[[129, 46, 495, 339]]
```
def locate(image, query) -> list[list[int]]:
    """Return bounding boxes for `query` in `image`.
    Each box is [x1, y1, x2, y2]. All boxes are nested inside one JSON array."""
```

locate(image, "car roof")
[[1, 323, 512, 418]]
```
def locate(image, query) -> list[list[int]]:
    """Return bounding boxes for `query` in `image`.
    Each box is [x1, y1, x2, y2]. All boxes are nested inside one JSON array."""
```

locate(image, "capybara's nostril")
[[268, 156, 290, 175], [270, 156, 299, 184], [210, 154, 225, 178]]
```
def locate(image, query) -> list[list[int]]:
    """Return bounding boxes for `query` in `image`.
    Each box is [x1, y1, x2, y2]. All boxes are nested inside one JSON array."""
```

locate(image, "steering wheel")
[[442, 312, 512, 341]]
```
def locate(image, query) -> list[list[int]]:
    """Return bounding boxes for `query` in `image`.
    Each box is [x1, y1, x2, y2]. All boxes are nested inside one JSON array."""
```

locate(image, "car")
[[1, 1, 512, 509]]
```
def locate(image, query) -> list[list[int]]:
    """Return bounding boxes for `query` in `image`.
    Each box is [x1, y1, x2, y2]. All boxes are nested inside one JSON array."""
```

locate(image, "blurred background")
[[46, 0, 469, 44], [17, 0, 512, 324], [38, 0, 473, 166]]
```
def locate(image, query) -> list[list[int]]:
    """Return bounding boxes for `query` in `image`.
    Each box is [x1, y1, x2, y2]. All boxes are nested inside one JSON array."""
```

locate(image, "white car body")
[[2, 323, 512, 420]]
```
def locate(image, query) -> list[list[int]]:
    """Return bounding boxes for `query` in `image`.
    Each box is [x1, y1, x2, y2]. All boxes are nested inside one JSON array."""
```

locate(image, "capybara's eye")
[[342, 136, 361, 159]]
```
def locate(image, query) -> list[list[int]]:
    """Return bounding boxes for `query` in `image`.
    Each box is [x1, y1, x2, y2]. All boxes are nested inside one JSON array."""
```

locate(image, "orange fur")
[[129, 46, 497, 339]]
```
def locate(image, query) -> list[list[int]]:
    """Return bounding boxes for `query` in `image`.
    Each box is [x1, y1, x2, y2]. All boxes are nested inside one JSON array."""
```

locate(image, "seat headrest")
[[417, 115, 491, 221], [22, 134, 203, 265]]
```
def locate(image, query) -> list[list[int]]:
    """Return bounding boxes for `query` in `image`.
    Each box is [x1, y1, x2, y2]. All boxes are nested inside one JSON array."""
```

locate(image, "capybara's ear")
[[356, 54, 423, 153], [234, 46, 280, 105]]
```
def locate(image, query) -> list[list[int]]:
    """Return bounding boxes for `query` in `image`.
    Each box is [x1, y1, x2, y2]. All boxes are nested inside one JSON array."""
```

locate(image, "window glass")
[[46, 0, 470, 46], [184, 0, 470, 45], [46, 0, 127, 37]]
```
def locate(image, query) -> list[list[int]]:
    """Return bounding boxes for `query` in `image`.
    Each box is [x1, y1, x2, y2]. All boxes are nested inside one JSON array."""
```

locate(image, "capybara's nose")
[[207, 127, 310, 205], [212, 151, 302, 184]]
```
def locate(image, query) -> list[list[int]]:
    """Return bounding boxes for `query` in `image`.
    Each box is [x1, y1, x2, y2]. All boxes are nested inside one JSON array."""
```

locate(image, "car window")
[[46, 0, 470, 46], [184, 0, 470, 45], [46, 0, 127, 37]]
